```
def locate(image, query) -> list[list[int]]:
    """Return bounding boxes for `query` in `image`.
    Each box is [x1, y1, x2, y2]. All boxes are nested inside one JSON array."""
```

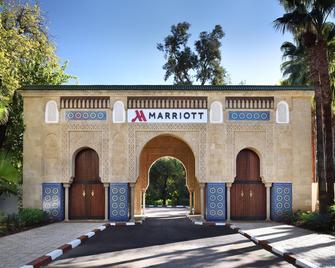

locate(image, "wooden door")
[[69, 148, 105, 219], [231, 149, 266, 220]]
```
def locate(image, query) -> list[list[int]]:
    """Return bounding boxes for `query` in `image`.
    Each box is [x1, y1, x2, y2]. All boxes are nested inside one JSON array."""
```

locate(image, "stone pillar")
[[199, 183, 205, 220], [129, 183, 135, 221], [103, 183, 109, 221], [265, 183, 272, 221], [63, 183, 71, 221], [142, 190, 146, 215], [226, 183, 232, 222]]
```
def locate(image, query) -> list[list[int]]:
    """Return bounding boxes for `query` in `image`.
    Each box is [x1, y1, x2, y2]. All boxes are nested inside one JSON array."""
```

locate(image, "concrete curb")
[[187, 217, 319, 268], [20, 221, 141, 268]]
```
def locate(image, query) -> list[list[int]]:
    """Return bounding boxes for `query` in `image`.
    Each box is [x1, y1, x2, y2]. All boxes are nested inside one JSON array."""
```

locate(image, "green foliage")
[[18, 208, 48, 227], [0, 150, 20, 196], [157, 22, 227, 85], [282, 209, 335, 234], [146, 157, 189, 206], [0, 1, 74, 189]]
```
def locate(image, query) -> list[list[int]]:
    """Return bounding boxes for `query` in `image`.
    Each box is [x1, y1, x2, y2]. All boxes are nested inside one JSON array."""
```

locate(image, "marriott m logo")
[[131, 110, 147, 122]]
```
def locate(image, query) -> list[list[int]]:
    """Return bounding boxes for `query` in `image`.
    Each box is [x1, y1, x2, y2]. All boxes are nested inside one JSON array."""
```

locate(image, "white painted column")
[[199, 183, 205, 221], [265, 183, 272, 221], [142, 190, 146, 215], [103, 183, 109, 221], [226, 183, 232, 222], [129, 183, 135, 221], [63, 183, 70, 221]]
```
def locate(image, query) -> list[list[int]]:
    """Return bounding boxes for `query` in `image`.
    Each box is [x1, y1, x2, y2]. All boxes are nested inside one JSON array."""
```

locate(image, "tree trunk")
[[318, 40, 334, 206], [307, 44, 328, 214]]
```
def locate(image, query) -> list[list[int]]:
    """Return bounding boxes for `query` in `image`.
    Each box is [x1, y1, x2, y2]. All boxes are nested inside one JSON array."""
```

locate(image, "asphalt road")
[[48, 208, 294, 268]]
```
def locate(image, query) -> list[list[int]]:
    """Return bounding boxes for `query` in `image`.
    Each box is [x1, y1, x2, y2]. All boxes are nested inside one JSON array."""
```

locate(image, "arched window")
[[276, 101, 289, 123], [113, 101, 125, 123], [210, 101, 223, 123], [45, 101, 59, 123]]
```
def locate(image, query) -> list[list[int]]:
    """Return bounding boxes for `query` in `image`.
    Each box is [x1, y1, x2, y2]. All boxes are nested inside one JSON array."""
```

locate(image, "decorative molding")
[[110, 183, 129, 221], [128, 123, 206, 182], [206, 183, 226, 221], [271, 183, 292, 221], [42, 183, 64, 221], [226, 124, 274, 182], [65, 111, 107, 121], [61, 122, 109, 182], [228, 111, 270, 121]]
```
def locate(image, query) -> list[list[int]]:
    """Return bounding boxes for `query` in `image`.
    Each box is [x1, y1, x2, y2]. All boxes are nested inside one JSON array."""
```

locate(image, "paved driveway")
[[48, 208, 293, 267]]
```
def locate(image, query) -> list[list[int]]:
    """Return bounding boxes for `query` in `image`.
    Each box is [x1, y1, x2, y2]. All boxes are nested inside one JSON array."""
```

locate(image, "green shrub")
[[154, 199, 163, 206], [166, 199, 173, 206], [18, 208, 48, 227]]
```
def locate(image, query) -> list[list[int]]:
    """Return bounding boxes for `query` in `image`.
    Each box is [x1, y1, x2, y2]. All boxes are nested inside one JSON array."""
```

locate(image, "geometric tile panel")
[[271, 183, 292, 221], [42, 183, 64, 221], [65, 111, 107, 120], [228, 111, 270, 121], [109, 183, 129, 221], [206, 183, 226, 221]]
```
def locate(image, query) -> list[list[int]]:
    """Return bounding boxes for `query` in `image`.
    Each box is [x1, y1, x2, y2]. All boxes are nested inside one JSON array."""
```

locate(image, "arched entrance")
[[231, 149, 266, 220], [69, 148, 105, 219], [135, 135, 200, 215]]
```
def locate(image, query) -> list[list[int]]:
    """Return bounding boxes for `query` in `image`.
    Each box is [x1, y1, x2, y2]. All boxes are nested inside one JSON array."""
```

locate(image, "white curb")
[[85, 231, 95, 238], [194, 221, 203, 225], [126, 222, 135, 226], [46, 249, 63, 260], [98, 225, 106, 231], [68, 239, 81, 248], [20, 265, 33, 268], [272, 246, 287, 256], [296, 259, 320, 268]]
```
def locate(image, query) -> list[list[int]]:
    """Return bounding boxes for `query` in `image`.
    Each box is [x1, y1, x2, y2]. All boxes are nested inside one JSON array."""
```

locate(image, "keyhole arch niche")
[[134, 134, 201, 215]]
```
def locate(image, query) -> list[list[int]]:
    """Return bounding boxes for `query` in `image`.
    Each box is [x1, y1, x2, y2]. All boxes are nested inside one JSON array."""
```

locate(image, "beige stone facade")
[[20, 85, 315, 221]]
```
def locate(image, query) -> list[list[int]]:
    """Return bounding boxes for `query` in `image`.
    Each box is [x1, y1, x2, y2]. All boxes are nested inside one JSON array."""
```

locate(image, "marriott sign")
[[128, 109, 208, 123]]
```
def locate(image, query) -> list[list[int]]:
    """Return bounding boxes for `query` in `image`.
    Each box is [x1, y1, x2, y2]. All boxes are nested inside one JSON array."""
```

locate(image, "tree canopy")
[[146, 157, 189, 206], [0, 1, 74, 194], [157, 22, 228, 85]]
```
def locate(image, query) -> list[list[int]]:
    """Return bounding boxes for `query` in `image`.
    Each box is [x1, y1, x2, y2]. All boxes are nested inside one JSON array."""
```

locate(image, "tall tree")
[[157, 22, 227, 85], [275, 0, 335, 212], [0, 1, 74, 175], [157, 22, 197, 85]]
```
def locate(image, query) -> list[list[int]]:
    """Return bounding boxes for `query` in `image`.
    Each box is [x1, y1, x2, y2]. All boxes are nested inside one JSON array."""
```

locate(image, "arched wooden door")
[[69, 148, 105, 219], [231, 149, 266, 220]]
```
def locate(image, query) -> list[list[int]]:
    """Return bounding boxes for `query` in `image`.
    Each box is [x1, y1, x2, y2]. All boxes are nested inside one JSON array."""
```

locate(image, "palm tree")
[[274, 0, 335, 213], [280, 39, 309, 85]]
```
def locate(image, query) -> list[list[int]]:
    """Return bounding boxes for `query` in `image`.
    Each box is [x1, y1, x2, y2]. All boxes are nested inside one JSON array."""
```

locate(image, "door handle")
[[82, 190, 86, 197], [91, 190, 94, 197], [249, 190, 253, 198], [240, 190, 244, 197]]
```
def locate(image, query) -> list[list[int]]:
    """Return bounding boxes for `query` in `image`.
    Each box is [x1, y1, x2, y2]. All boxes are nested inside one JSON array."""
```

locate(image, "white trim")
[[67, 239, 81, 248]]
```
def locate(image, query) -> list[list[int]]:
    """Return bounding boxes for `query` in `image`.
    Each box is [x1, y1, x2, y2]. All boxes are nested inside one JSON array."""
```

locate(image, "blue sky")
[[40, 0, 292, 85]]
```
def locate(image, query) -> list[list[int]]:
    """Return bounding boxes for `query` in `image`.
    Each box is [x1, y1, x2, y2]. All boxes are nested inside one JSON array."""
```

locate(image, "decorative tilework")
[[65, 111, 107, 121], [228, 111, 270, 121], [271, 183, 292, 221], [42, 183, 64, 221], [206, 183, 226, 221], [109, 183, 129, 221]]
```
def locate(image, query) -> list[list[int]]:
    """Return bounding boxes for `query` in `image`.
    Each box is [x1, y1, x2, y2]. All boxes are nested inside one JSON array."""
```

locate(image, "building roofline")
[[20, 84, 313, 91]]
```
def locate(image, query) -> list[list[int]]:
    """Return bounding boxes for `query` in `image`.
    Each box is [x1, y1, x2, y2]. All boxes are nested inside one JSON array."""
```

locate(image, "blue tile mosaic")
[[109, 183, 129, 221], [206, 183, 226, 221], [271, 183, 292, 221], [228, 111, 270, 121], [42, 183, 64, 221], [65, 111, 107, 121]]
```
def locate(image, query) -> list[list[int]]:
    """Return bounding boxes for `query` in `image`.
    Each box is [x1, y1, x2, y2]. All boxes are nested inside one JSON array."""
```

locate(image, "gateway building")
[[20, 85, 316, 222]]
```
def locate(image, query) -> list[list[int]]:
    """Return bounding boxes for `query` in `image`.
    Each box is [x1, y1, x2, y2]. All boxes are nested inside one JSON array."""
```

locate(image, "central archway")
[[134, 135, 200, 215]]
